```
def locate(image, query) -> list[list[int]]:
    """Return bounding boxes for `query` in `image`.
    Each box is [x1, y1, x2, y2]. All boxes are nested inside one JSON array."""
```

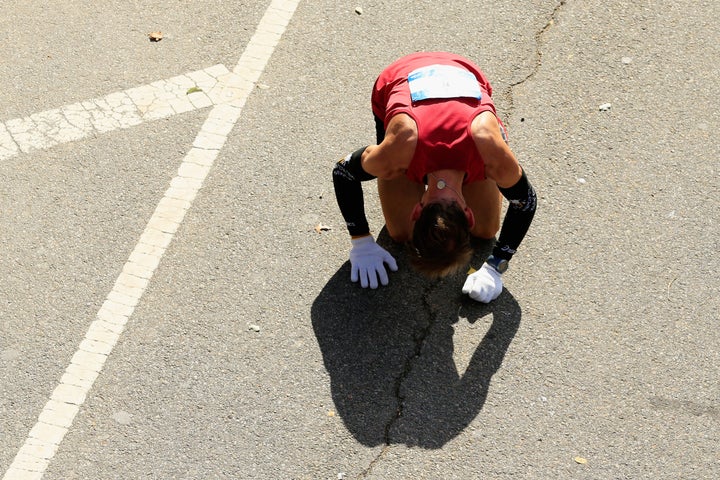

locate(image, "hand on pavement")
[[462, 263, 503, 303], [349, 235, 398, 289]]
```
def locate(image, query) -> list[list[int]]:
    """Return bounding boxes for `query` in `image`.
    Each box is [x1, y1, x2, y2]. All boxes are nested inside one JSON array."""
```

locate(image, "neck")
[[425, 170, 466, 206]]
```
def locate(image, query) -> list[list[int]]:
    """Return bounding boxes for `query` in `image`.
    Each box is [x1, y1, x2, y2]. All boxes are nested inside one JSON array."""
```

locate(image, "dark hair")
[[410, 200, 473, 278]]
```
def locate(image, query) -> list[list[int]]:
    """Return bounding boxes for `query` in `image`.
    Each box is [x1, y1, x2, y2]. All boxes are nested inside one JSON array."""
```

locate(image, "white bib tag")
[[408, 64, 482, 102]]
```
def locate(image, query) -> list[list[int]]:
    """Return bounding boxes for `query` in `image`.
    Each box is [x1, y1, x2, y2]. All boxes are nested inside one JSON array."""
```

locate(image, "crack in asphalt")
[[505, 0, 567, 122], [387, 283, 438, 438], [358, 4, 569, 477], [359, 283, 438, 478]]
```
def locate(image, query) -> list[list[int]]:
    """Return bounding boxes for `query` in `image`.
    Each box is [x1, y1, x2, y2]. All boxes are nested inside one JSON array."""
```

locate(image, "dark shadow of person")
[[311, 230, 521, 449]]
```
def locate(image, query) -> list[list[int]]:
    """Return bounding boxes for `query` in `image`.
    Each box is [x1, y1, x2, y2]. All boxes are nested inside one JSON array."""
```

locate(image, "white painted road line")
[[0, 64, 229, 161], [2, 0, 301, 478]]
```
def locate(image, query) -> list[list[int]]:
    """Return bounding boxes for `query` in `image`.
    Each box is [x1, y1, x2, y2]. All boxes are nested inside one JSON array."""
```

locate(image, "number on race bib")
[[408, 64, 482, 102]]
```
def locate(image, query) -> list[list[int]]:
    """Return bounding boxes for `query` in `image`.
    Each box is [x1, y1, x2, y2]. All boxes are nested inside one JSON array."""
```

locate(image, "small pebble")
[[355, 7, 363, 15], [1, 349, 20, 361], [577, 178, 586, 184], [598, 103, 612, 112], [113, 411, 133, 425], [249, 324, 261, 332]]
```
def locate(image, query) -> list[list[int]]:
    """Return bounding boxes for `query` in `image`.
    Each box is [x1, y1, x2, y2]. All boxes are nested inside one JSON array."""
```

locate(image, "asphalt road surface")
[[2, 0, 718, 479]]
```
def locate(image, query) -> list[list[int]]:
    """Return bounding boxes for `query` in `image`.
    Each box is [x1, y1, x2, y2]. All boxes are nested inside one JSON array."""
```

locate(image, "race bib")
[[408, 64, 482, 102]]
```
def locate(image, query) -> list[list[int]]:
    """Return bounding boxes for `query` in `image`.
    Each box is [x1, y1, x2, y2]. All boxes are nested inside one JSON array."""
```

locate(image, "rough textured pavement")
[[2, 0, 718, 479]]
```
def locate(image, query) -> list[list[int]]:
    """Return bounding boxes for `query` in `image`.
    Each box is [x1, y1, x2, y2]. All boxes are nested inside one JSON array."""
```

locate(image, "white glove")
[[462, 263, 503, 303], [349, 236, 398, 289]]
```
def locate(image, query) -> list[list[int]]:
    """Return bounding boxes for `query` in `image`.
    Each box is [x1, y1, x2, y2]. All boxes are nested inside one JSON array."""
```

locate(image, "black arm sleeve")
[[492, 168, 537, 261], [332, 146, 376, 237]]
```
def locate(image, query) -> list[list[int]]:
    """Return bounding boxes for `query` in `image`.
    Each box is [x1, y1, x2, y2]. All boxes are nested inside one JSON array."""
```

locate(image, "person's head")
[[409, 200, 474, 278]]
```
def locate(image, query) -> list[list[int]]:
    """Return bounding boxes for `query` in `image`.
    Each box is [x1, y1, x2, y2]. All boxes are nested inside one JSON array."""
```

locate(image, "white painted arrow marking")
[[0, 64, 229, 160], [2, 0, 301, 478]]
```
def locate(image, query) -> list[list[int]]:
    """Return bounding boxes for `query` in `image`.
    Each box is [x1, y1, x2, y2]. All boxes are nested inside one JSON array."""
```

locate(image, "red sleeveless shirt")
[[371, 52, 506, 184]]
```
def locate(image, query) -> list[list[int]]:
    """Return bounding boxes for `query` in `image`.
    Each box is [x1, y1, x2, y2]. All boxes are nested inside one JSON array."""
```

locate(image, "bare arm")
[[361, 114, 417, 179], [332, 114, 416, 237], [472, 111, 537, 262], [471, 111, 522, 187]]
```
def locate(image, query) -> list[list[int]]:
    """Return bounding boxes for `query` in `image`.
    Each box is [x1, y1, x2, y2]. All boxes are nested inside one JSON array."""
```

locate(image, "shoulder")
[[362, 114, 418, 179], [471, 112, 522, 187], [386, 114, 418, 143], [470, 111, 505, 140]]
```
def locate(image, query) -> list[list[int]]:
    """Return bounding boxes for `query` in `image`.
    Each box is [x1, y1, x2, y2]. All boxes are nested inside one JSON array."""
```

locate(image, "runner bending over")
[[332, 52, 536, 303]]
